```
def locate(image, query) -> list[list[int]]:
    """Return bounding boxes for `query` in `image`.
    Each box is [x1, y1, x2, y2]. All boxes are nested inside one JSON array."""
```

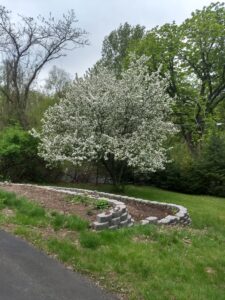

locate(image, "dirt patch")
[[0, 184, 100, 223], [0, 184, 174, 223], [2, 208, 15, 217], [123, 200, 175, 221]]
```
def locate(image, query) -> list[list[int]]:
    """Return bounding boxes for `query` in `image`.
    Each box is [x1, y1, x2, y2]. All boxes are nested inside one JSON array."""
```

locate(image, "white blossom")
[[33, 54, 177, 177]]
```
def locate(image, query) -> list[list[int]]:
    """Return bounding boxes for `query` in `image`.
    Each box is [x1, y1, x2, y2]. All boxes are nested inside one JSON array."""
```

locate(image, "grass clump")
[[51, 212, 89, 231], [0, 190, 48, 227], [46, 238, 78, 263], [79, 231, 102, 249]]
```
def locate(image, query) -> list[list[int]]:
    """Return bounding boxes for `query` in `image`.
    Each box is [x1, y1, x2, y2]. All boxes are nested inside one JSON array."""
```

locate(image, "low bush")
[[148, 133, 225, 197], [0, 126, 61, 182]]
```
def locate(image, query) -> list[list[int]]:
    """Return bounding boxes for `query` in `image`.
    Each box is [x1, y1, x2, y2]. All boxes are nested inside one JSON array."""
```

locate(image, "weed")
[[69, 194, 94, 206], [95, 199, 109, 210]]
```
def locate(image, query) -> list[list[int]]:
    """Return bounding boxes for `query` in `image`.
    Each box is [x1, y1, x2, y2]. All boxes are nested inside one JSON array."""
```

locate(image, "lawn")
[[0, 184, 224, 300]]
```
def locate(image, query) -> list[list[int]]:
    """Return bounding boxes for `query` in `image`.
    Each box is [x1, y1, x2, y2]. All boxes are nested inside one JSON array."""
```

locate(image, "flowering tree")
[[33, 55, 176, 188]]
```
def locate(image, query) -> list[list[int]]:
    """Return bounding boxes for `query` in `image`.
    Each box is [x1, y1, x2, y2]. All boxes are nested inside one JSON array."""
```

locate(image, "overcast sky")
[[0, 0, 219, 83]]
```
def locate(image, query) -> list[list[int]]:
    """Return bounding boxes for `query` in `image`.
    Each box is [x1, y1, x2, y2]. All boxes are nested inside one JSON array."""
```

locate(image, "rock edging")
[[44, 185, 192, 228], [0, 183, 191, 229]]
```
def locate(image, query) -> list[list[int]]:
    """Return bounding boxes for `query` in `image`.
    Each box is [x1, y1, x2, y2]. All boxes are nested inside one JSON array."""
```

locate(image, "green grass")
[[0, 184, 225, 300], [0, 189, 89, 230], [50, 212, 88, 231], [59, 183, 225, 233]]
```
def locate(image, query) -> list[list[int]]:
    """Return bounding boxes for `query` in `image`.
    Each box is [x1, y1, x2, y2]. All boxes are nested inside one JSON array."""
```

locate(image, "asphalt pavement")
[[0, 230, 117, 300]]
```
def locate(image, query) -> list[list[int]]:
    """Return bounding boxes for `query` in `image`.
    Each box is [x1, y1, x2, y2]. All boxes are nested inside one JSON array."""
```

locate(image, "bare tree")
[[0, 6, 88, 128]]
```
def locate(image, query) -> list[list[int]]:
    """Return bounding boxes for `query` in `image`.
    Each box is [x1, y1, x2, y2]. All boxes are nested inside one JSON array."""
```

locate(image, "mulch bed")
[[0, 184, 174, 223], [123, 200, 174, 221], [0, 184, 99, 222]]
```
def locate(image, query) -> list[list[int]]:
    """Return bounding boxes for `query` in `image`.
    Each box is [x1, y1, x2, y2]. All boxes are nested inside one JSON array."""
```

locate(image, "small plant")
[[69, 195, 94, 206], [171, 207, 178, 215], [95, 199, 109, 210]]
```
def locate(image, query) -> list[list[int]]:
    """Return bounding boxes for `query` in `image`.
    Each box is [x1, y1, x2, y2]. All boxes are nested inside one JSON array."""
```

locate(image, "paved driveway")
[[0, 230, 117, 300]]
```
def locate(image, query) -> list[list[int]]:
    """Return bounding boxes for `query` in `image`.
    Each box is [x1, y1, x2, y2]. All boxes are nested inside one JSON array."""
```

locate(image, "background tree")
[[0, 6, 88, 128], [125, 2, 225, 153], [101, 22, 145, 76], [179, 2, 225, 146], [34, 55, 176, 190], [45, 66, 72, 98], [26, 91, 57, 129]]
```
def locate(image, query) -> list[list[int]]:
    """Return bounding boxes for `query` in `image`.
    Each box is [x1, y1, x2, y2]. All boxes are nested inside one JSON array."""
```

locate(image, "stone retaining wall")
[[93, 203, 134, 230], [0, 183, 191, 230], [43, 185, 192, 228]]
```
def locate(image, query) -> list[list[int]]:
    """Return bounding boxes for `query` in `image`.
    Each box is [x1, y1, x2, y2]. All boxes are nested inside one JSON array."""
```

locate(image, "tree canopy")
[[101, 22, 145, 76], [123, 2, 225, 152], [34, 55, 176, 187]]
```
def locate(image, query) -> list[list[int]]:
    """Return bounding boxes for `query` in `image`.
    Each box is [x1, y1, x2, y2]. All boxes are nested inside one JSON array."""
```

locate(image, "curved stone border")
[[93, 202, 134, 230], [0, 183, 191, 229], [48, 186, 191, 227]]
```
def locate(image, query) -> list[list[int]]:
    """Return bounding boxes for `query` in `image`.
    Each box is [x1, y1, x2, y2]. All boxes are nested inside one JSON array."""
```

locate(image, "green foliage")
[[124, 2, 225, 151], [70, 195, 110, 211], [51, 212, 89, 231], [69, 194, 94, 206], [27, 92, 58, 129], [148, 131, 225, 197], [101, 22, 145, 76], [0, 126, 61, 182], [193, 132, 225, 196], [95, 199, 109, 210], [79, 231, 102, 249]]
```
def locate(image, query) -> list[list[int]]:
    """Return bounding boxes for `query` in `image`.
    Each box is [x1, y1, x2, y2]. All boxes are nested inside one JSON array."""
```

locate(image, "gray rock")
[[120, 212, 128, 221], [120, 219, 129, 227], [93, 221, 109, 230], [97, 212, 112, 223], [110, 217, 121, 225], [146, 216, 158, 224], [140, 219, 149, 225], [109, 225, 118, 230]]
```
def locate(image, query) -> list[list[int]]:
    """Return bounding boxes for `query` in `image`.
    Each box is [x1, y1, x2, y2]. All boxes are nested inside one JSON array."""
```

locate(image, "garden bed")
[[0, 184, 100, 223], [0, 183, 191, 230], [123, 200, 174, 221]]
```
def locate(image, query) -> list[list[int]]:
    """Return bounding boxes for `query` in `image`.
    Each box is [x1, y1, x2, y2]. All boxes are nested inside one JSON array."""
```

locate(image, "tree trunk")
[[101, 156, 126, 192]]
